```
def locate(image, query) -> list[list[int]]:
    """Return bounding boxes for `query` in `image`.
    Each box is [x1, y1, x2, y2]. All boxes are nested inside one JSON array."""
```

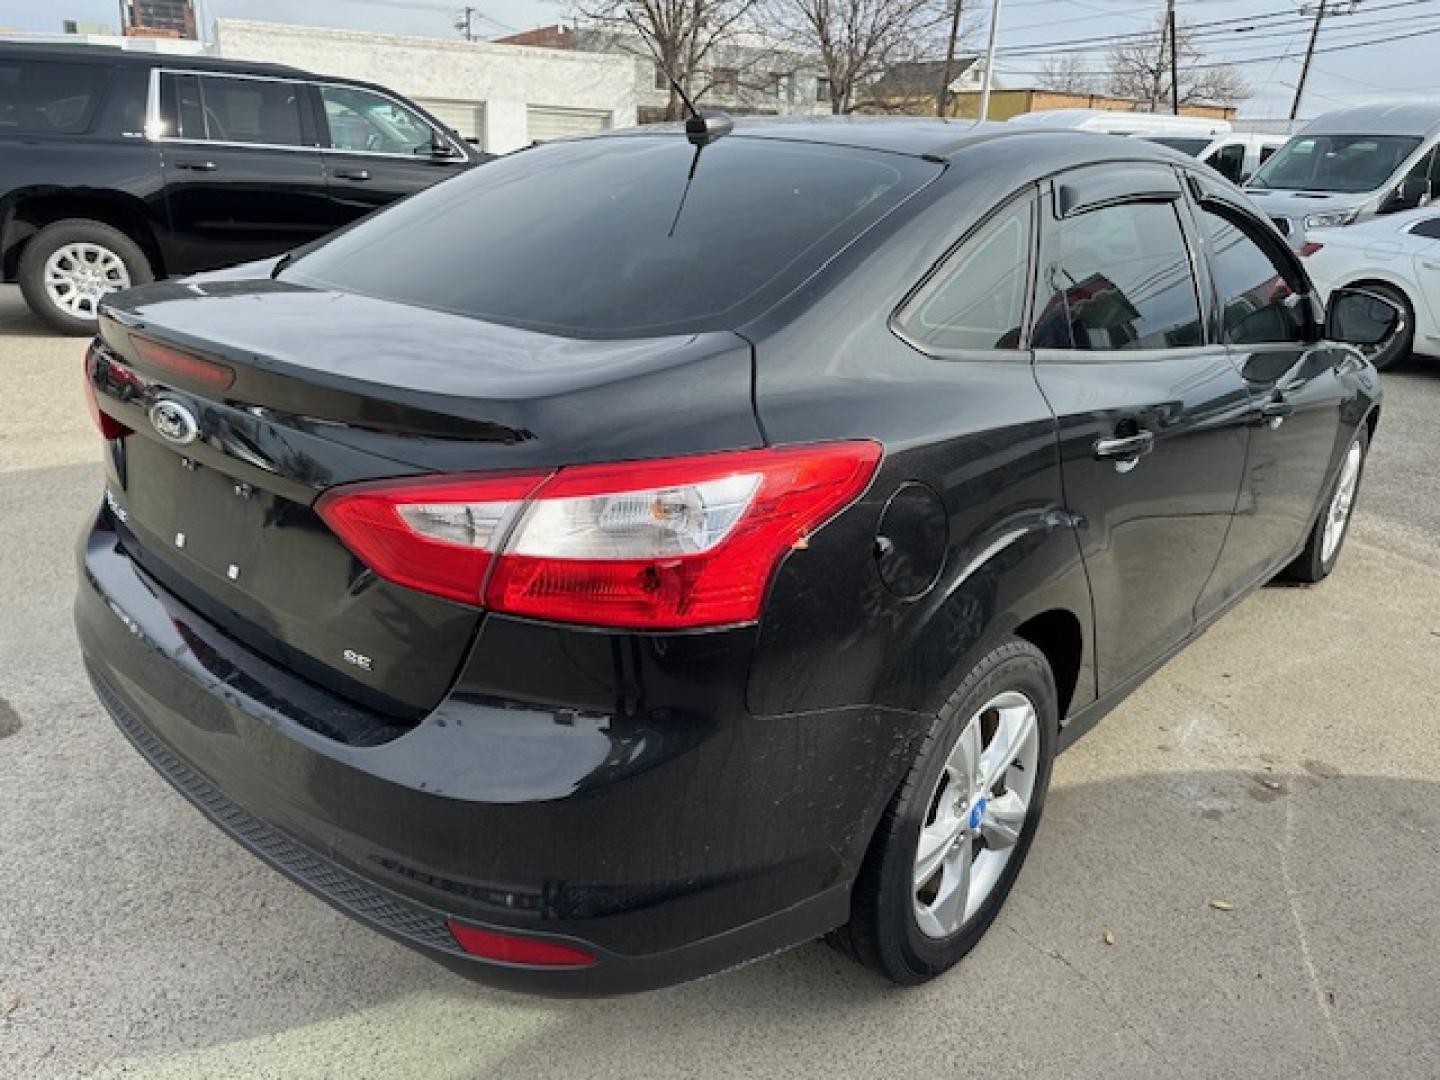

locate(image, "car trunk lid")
[[90, 279, 762, 723]]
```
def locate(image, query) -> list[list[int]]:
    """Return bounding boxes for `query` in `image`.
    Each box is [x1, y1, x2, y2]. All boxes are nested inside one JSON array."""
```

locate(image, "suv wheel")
[[17, 219, 153, 336], [835, 638, 1057, 984]]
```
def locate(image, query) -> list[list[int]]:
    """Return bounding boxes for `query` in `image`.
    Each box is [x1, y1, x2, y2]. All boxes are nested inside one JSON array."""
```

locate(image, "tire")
[[836, 638, 1057, 985], [1355, 282, 1414, 371], [1283, 424, 1370, 584], [17, 219, 153, 336]]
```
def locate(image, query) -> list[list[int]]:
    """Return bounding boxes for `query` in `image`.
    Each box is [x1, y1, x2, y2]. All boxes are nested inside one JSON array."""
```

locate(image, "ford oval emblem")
[[148, 399, 199, 446]]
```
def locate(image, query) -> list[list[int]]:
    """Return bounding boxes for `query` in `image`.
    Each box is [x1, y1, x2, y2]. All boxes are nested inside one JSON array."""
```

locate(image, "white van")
[[1005, 108, 1230, 138], [1004, 109, 1280, 184], [1245, 103, 1440, 247], [1142, 131, 1287, 185]]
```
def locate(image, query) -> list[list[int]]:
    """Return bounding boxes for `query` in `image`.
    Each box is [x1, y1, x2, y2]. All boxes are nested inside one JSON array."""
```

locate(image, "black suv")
[[0, 43, 488, 334]]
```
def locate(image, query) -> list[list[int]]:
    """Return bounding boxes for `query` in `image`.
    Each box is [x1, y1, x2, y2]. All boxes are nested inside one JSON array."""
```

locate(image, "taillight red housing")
[[84, 341, 131, 440], [317, 442, 882, 630], [1298, 241, 1324, 257], [316, 472, 549, 606]]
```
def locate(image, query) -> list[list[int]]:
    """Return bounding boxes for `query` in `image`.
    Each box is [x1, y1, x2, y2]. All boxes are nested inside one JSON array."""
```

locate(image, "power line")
[[992, 17, 1440, 74], [991, 0, 1440, 59]]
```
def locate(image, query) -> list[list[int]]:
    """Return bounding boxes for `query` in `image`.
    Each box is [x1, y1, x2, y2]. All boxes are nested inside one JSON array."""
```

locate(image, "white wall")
[[212, 19, 637, 153]]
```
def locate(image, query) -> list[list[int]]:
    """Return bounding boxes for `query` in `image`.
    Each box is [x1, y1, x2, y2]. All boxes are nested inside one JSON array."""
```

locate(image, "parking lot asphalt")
[[2, 282, 1438, 1080]]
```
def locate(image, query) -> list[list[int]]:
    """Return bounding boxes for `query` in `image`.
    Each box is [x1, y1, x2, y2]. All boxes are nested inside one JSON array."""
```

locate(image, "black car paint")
[[0, 44, 484, 285], [76, 122, 1380, 995]]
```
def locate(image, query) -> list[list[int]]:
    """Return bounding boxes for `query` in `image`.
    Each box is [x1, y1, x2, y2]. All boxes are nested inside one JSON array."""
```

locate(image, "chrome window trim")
[[145, 67, 467, 160]]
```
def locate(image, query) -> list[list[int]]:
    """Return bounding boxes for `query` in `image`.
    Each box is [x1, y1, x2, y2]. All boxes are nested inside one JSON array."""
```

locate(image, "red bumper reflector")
[[447, 921, 598, 968]]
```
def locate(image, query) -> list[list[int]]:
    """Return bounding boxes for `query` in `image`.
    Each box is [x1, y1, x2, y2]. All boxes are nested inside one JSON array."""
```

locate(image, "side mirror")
[[1382, 175, 1428, 213], [1325, 286, 1403, 348]]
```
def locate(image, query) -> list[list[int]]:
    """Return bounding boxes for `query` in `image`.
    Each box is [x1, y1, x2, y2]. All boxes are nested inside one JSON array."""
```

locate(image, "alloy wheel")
[[1321, 439, 1363, 565], [43, 243, 131, 319], [913, 689, 1040, 939]]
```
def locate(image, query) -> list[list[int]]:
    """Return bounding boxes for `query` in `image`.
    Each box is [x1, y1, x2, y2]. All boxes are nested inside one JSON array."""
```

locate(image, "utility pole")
[[455, 6, 476, 41], [1291, 1, 1327, 120], [1167, 0, 1179, 114], [937, 0, 965, 117], [977, 0, 1003, 122], [1149, 0, 1174, 111]]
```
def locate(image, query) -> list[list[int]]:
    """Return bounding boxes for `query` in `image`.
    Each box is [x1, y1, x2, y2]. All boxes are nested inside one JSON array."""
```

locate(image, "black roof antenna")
[[624, 9, 733, 148]]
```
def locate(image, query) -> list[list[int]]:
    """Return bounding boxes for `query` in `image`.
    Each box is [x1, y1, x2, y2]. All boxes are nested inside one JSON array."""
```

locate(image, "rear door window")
[[159, 74, 305, 146], [1032, 200, 1203, 351], [0, 60, 110, 135], [284, 135, 939, 337], [895, 194, 1033, 353]]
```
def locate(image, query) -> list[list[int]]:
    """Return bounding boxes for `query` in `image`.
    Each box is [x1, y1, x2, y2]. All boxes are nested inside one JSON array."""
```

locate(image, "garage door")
[[415, 98, 486, 148], [526, 106, 612, 142]]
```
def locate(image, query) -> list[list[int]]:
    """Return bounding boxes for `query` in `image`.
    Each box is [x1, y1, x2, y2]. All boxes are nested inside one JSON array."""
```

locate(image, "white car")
[[1301, 206, 1440, 368]]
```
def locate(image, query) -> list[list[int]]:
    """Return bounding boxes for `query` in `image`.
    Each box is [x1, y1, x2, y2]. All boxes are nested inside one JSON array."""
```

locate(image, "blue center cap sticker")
[[969, 798, 986, 830]]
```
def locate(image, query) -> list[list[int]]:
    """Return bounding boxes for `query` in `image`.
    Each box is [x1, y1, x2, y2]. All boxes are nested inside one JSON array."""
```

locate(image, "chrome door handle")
[[334, 169, 371, 181], [1094, 430, 1155, 472], [1421, 259, 1440, 270], [174, 159, 217, 171]]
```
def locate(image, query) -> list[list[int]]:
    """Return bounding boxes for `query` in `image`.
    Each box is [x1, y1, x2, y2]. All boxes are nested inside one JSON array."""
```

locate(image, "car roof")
[[607, 115, 1196, 168], [0, 41, 306, 78], [1300, 102, 1440, 138]]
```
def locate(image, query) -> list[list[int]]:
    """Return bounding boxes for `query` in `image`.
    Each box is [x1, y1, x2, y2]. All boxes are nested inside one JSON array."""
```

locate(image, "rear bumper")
[[76, 512, 926, 994]]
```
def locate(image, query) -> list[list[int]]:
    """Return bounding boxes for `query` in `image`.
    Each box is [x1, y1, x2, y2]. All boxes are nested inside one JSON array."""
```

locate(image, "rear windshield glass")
[[284, 135, 938, 337], [1143, 136, 1211, 157], [1249, 134, 1422, 193], [0, 60, 110, 135]]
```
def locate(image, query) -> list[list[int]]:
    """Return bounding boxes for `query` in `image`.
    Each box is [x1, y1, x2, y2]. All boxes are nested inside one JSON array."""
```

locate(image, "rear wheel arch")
[[4, 193, 164, 281]]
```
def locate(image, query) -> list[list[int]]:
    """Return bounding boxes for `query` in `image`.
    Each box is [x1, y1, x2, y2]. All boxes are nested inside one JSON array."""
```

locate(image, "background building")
[[211, 19, 637, 152], [498, 25, 832, 124], [123, 0, 197, 40]]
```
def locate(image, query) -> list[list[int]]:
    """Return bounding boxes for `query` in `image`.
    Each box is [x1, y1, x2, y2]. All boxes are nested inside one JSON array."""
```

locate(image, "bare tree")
[[1038, 53, 1094, 95], [1106, 16, 1249, 109], [574, 0, 766, 120], [768, 0, 946, 114]]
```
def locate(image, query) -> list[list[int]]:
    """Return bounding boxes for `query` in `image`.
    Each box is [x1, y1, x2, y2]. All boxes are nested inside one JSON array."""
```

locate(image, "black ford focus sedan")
[[77, 118, 1392, 994]]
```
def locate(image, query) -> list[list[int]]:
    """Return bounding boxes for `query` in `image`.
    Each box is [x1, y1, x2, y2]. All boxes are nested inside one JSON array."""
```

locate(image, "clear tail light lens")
[[318, 442, 882, 629]]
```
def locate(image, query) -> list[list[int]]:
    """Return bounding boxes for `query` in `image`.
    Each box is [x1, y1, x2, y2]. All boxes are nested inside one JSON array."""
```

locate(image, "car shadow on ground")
[[44, 767, 1438, 1080]]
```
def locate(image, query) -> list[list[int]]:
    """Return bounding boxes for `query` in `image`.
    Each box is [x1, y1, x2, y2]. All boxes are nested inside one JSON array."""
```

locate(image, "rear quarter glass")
[[282, 135, 941, 338]]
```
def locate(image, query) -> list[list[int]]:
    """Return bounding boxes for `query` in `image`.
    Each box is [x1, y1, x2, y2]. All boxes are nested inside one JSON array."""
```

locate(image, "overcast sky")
[[5, 0, 1436, 119]]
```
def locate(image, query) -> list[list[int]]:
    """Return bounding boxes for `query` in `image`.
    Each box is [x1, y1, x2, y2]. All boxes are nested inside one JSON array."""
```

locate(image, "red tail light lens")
[[488, 443, 881, 628], [1298, 241, 1324, 257], [84, 342, 131, 440], [129, 333, 235, 390], [318, 442, 882, 629], [447, 921, 597, 968], [316, 472, 550, 606]]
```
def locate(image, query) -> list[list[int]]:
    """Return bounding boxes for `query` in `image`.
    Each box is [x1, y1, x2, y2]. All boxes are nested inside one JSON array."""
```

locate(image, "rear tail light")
[[316, 472, 549, 606], [447, 921, 597, 968], [1298, 241, 1324, 257], [317, 442, 882, 629], [84, 342, 131, 440], [129, 333, 235, 391]]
